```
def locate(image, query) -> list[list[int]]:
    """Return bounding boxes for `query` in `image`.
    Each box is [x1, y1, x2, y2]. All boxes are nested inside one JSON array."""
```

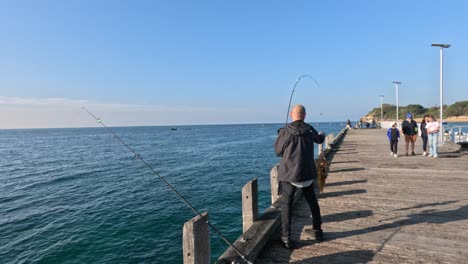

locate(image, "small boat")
[[171, 128, 177, 131]]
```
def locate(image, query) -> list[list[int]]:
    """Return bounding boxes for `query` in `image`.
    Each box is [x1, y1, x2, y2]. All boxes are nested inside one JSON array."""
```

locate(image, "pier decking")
[[256, 129, 468, 264]]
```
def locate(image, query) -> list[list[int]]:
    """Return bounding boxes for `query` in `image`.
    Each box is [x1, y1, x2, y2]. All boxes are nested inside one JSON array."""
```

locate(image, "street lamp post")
[[392, 81, 401, 127], [431, 43, 451, 142], [379, 95, 384, 127]]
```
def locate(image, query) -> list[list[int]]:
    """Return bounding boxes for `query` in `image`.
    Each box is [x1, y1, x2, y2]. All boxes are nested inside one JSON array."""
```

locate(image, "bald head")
[[291, 104, 306, 121]]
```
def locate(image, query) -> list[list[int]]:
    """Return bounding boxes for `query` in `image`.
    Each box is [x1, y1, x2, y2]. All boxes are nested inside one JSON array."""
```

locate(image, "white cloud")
[[0, 96, 270, 129], [0, 96, 89, 106]]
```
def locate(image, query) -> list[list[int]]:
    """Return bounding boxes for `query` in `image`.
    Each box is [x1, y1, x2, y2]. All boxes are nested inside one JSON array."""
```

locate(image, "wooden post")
[[269, 165, 280, 204], [242, 178, 258, 232], [183, 212, 210, 264], [326, 134, 335, 149]]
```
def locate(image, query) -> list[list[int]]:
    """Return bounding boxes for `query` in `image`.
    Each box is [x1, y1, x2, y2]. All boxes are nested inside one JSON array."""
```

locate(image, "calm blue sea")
[[0, 123, 345, 263], [444, 122, 468, 133]]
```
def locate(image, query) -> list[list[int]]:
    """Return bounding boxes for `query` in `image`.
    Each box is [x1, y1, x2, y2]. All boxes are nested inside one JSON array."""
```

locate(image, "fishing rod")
[[285, 75, 320, 126], [82, 107, 253, 264]]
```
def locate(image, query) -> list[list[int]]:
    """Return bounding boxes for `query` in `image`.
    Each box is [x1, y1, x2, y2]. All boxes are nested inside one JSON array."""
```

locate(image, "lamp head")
[[431, 43, 451, 48]]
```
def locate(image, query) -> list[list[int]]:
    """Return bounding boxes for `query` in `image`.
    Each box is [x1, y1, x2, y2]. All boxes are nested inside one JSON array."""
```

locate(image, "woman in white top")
[[425, 115, 440, 158]]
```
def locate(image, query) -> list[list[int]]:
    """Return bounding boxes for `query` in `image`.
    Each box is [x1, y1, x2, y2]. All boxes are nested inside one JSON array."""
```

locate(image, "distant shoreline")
[[382, 116, 468, 124], [411, 116, 468, 123], [2, 120, 467, 130], [446, 116, 468, 122], [0, 121, 343, 130]]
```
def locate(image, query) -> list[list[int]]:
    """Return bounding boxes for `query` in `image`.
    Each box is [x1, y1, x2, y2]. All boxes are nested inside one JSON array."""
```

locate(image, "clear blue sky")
[[1, 0, 467, 128]]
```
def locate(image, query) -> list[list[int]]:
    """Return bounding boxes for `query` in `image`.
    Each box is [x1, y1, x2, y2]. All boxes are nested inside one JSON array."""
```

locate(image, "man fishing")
[[274, 104, 325, 249]]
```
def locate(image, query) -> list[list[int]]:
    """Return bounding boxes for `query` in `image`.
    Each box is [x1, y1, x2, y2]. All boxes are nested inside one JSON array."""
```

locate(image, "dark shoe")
[[406, 153, 409, 156], [314, 230, 323, 242], [411, 151, 415, 156], [281, 236, 294, 249]]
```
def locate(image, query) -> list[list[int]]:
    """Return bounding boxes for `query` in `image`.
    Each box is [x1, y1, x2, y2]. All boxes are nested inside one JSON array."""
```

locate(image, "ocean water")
[[444, 122, 468, 133], [0, 122, 345, 263]]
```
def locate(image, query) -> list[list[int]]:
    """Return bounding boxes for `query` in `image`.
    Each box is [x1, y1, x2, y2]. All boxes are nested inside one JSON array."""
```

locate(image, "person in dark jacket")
[[387, 122, 400, 157], [401, 113, 418, 156], [420, 115, 429, 156], [346, 119, 352, 129], [274, 104, 325, 249]]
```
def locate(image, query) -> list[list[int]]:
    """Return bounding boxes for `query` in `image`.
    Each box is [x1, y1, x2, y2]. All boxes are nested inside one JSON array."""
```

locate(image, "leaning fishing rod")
[[82, 107, 253, 264], [285, 74, 320, 126]]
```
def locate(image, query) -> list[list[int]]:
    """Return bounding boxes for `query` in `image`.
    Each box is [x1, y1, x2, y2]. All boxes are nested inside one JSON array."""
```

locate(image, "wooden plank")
[[242, 178, 259, 232], [325, 134, 332, 149], [318, 142, 323, 155], [270, 165, 280, 204], [255, 129, 468, 263], [183, 212, 210, 264]]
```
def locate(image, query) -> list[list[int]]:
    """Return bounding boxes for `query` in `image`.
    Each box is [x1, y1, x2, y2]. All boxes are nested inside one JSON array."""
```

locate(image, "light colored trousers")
[[428, 132, 439, 157]]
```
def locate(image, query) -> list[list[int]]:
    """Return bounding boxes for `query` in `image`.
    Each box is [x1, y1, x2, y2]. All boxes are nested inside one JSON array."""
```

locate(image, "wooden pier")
[[255, 128, 468, 263], [183, 128, 468, 264]]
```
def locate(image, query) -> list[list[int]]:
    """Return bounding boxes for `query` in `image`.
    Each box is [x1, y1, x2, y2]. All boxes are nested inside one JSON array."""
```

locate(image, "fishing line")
[[82, 107, 253, 264], [285, 75, 320, 126]]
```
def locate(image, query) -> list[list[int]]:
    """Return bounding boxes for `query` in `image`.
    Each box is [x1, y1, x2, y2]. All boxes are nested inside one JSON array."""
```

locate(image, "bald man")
[[274, 104, 325, 249]]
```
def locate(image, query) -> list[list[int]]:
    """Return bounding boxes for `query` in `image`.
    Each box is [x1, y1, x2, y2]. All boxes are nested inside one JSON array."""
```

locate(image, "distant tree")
[[367, 102, 468, 120], [445, 101, 468, 117], [427, 106, 439, 117], [382, 104, 395, 120], [369, 104, 399, 120], [405, 104, 426, 116]]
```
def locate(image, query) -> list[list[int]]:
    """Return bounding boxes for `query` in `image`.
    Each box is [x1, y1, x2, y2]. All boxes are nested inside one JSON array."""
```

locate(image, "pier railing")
[[445, 125, 468, 143], [181, 128, 348, 264]]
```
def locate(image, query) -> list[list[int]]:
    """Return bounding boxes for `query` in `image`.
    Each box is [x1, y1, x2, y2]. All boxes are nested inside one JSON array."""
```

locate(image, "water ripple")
[[0, 123, 344, 263]]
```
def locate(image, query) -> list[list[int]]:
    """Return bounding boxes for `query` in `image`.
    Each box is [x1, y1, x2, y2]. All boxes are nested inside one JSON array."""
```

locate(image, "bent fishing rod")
[[82, 107, 253, 264], [285, 74, 320, 126]]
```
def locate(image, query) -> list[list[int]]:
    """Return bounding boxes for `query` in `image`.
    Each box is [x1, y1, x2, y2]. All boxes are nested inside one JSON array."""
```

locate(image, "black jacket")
[[402, 119, 418, 135], [274, 120, 325, 183], [420, 122, 428, 137]]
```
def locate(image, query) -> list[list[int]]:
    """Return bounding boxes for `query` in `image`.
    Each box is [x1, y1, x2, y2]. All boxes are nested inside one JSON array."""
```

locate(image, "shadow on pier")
[[254, 129, 468, 264]]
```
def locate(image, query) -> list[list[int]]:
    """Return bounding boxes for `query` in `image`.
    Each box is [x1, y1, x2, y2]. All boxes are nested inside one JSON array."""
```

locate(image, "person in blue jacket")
[[387, 122, 400, 157]]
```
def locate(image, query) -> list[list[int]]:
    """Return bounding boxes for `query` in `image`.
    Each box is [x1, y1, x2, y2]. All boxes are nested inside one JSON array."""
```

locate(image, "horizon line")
[[0, 120, 355, 130]]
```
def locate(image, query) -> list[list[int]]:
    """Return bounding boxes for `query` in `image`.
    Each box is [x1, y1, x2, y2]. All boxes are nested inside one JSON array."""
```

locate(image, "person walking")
[[420, 115, 429, 156], [401, 113, 418, 156], [274, 104, 325, 249], [426, 115, 440, 158], [346, 119, 352, 129], [387, 122, 400, 157]]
